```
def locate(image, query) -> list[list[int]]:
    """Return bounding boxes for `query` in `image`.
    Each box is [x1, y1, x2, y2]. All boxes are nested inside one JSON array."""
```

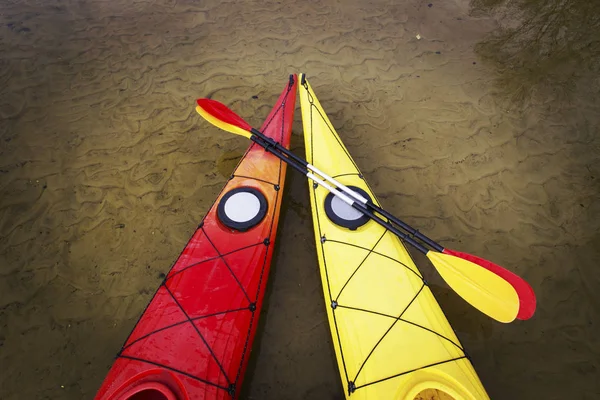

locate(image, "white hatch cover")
[[324, 185, 371, 230], [218, 187, 268, 231]]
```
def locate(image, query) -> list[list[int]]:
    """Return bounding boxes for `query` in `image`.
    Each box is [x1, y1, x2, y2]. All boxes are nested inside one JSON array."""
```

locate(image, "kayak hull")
[[95, 75, 297, 400], [298, 74, 489, 400]]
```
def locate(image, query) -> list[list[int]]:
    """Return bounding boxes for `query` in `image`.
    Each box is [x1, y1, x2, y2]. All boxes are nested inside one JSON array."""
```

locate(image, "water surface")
[[1, 0, 598, 399]]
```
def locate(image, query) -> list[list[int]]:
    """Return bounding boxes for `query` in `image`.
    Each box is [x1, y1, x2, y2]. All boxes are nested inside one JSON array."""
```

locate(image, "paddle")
[[195, 99, 533, 323], [195, 98, 536, 318]]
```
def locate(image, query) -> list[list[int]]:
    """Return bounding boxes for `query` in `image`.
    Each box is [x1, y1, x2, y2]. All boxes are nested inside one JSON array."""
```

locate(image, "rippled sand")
[[1, 0, 599, 399]]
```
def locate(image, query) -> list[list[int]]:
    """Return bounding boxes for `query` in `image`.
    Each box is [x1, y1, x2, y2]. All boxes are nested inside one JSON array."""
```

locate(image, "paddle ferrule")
[[250, 128, 309, 167], [250, 135, 308, 176]]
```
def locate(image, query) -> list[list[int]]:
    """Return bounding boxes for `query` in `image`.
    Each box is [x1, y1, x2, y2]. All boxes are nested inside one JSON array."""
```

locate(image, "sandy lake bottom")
[[1, 0, 599, 399]]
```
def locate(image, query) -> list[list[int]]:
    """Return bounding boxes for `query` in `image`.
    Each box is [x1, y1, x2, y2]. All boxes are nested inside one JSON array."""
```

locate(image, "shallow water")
[[1, 0, 599, 399]]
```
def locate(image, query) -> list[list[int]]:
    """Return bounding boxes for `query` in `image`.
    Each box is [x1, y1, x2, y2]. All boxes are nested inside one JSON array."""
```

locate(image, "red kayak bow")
[[94, 75, 297, 400]]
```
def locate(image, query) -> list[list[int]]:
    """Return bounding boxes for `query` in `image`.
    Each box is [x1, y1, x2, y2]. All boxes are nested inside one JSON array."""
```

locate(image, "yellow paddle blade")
[[426, 251, 519, 323], [195, 104, 252, 139]]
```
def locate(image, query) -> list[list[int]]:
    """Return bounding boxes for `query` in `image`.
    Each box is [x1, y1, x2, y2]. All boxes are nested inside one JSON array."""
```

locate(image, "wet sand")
[[1, 0, 599, 399]]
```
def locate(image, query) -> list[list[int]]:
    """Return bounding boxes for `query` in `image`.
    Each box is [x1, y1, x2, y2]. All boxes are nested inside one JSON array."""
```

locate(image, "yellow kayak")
[[298, 74, 490, 400]]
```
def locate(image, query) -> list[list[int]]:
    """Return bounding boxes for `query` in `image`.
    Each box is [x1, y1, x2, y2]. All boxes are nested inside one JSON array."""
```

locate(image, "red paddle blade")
[[196, 98, 253, 138], [443, 248, 536, 320]]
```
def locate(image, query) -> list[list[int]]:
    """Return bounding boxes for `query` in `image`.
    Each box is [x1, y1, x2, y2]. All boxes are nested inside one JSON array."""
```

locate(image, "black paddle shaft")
[[249, 128, 444, 253], [250, 134, 430, 255]]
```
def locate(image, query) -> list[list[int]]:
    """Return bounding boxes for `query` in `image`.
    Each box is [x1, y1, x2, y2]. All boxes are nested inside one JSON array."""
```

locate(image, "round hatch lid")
[[324, 186, 372, 230], [218, 187, 268, 232]]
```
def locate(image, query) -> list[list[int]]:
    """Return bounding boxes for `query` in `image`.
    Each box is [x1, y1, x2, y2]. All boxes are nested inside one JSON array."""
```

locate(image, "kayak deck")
[[94, 76, 297, 400], [299, 74, 489, 400]]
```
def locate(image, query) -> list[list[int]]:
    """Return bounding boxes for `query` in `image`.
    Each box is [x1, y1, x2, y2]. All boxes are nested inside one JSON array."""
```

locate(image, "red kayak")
[[95, 75, 297, 400]]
